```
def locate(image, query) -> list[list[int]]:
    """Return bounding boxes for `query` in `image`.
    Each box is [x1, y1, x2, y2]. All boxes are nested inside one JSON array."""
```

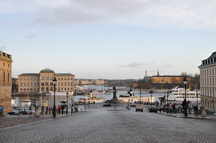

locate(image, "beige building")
[[0, 51, 12, 113], [78, 79, 105, 85], [18, 69, 75, 94], [199, 52, 216, 112], [151, 76, 189, 84]]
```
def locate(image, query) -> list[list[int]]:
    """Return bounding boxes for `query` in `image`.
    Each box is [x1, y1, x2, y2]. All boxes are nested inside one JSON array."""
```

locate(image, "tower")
[[157, 69, 160, 77]]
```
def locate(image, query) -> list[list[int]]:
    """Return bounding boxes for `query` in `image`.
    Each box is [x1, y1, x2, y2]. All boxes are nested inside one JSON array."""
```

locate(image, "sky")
[[0, 0, 216, 79]]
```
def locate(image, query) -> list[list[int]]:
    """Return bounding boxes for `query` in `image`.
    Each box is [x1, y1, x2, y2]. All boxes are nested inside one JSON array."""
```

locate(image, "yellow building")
[[18, 68, 75, 94], [0, 51, 12, 113], [151, 76, 191, 84]]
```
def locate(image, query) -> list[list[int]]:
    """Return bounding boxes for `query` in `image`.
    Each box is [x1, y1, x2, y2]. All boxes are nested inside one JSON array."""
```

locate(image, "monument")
[[111, 86, 119, 104]]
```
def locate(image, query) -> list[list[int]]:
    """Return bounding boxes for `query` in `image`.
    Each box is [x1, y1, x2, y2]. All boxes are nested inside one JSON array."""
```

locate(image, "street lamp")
[[66, 92, 69, 115], [183, 76, 188, 117], [166, 90, 171, 104], [149, 90, 153, 107], [52, 77, 57, 118], [140, 87, 142, 104]]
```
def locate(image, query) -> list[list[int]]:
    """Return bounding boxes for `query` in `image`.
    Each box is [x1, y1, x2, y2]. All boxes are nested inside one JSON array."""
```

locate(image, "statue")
[[112, 86, 119, 104]]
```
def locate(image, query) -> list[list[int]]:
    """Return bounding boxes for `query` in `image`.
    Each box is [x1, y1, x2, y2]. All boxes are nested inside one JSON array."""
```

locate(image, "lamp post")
[[66, 92, 69, 115], [140, 87, 142, 104], [183, 77, 188, 117], [52, 77, 57, 118], [166, 90, 169, 105], [149, 90, 153, 107], [196, 88, 199, 111]]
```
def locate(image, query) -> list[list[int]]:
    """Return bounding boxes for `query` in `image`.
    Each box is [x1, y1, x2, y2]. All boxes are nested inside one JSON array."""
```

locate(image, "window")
[[8, 72, 10, 83], [3, 72, 5, 83]]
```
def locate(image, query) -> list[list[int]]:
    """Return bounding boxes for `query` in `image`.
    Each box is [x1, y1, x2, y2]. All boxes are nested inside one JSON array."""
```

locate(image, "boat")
[[119, 95, 130, 98], [168, 87, 200, 104]]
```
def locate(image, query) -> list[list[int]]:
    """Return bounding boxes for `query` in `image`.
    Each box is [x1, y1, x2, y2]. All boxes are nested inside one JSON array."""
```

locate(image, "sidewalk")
[[158, 112, 216, 121], [0, 113, 75, 129]]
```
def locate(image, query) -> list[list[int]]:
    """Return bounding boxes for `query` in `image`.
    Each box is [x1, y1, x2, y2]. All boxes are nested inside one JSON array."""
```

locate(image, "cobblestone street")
[[0, 106, 216, 143]]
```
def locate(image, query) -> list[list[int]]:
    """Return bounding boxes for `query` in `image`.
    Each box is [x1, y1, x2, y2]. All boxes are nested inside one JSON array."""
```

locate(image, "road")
[[0, 106, 216, 143]]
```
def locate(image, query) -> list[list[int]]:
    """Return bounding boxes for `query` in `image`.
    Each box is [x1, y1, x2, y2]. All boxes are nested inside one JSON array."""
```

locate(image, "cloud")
[[121, 62, 146, 68], [24, 33, 37, 39], [0, 0, 216, 29]]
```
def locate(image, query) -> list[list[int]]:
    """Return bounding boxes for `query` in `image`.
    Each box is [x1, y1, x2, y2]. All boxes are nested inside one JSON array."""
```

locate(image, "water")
[[76, 85, 165, 101]]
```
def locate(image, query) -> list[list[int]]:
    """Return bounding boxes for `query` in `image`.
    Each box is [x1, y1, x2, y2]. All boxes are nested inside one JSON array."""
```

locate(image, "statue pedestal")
[[111, 98, 119, 104]]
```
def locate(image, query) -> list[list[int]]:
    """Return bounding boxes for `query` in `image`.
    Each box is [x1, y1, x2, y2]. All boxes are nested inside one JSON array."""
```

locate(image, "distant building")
[[199, 52, 216, 112], [78, 79, 105, 85], [12, 78, 18, 94], [0, 51, 12, 113], [18, 68, 76, 94], [150, 75, 191, 84], [94, 79, 105, 85]]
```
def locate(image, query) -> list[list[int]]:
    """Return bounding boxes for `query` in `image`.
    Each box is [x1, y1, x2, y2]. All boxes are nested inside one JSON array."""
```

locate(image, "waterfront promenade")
[[1, 106, 216, 143]]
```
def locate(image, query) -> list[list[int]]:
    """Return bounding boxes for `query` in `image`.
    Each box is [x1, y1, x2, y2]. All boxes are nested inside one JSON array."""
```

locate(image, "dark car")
[[103, 100, 112, 107], [148, 107, 158, 113], [19, 110, 28, 115], [103, 103, 111, 107], [8, 109, 20, 115]]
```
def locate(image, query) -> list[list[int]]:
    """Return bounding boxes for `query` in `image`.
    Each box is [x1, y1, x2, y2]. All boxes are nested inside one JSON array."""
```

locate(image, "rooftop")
[[40, 68, 55, 73], [0, 51, 12, 60], [200, 51, 216, 68], [56, 73, 75, 76], [19, 73, 39, 76]]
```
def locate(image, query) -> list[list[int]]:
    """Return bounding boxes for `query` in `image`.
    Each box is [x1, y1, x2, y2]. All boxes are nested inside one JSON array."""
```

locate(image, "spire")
[[145, 70, 148, 77], [157, 69, 160, 77]]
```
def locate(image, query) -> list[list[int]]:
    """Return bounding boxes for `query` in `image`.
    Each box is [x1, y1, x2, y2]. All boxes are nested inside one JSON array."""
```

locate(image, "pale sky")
[[0, 0, 216, 79]]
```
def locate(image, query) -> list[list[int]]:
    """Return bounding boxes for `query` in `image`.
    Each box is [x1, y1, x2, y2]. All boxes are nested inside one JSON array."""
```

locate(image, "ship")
[[168, 87, 200, 104]]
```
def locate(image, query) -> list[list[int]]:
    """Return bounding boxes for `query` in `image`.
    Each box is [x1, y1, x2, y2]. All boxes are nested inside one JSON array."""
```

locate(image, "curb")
[[157, 113, 216, 121]]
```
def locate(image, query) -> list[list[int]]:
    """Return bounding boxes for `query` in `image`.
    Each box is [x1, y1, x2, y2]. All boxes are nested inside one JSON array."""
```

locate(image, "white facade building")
[[199, 52, 216, 112]]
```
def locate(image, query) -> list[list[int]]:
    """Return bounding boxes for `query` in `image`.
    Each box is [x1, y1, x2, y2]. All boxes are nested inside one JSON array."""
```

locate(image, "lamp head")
[[53, 77, 57, 85], [183, 76, 188, 85]]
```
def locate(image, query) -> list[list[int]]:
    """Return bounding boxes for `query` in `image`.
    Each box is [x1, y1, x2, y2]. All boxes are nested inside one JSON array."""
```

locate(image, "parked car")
[[103, 103, 111, 107], [103, 100, 111, 107], [148, 107, 158, 113], [19, 110, 28, 115], [8, 109, 20, 115]]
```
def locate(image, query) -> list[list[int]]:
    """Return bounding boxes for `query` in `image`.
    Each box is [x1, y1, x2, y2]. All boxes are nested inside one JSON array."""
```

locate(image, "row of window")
[[19, 78, 74, 81], [19, 87, 74, 92], [201, 87, 216, 97], [40, 87, 74, 92], [19, 88, 39, 92], [19, 78, 38, 81], [19, 82, 75, 87], [0, 61, 10, 68], [19, 82, 39, 87], [200, 67, 216, 86], [0, 71, 11, 85], [40, 77, 74, 81], [42, 82, 74, 86]]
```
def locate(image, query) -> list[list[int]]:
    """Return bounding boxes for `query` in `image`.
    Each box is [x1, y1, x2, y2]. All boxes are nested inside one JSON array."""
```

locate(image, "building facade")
[[151, 75, 190, 84], [18, 69, 75, 94], [199, 52, 216, 112], [78, 79, 105, 85], [0, 51, 12, 113]]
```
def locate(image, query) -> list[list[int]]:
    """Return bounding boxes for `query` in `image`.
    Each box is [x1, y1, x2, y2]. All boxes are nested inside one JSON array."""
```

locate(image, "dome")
[[40, 68, 55, 73]]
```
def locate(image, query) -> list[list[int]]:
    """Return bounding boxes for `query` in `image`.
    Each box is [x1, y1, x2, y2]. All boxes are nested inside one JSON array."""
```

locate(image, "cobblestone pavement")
[[0, 106, 216, 143], [0, 115, 52, 128]]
